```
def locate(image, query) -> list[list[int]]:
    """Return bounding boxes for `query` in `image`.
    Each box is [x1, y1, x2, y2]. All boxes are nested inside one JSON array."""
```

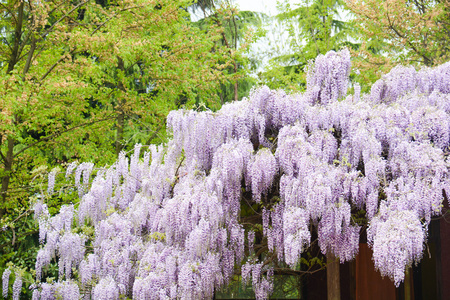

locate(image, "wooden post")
[[405, 268, 411, 300], [327, 252, 341, 300]]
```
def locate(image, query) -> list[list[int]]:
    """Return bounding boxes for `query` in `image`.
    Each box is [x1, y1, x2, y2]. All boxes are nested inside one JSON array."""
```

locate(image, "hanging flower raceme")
[[11, 49, 450, 299]]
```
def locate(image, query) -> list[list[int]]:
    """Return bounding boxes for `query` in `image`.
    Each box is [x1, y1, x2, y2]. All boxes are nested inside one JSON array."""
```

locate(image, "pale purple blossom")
[[65, 161, 78, 179], [368, 208, 425, 287], [12, 273, 22, 300], [93, 277, 119, 300], [306, 49, 351, 105], [2, 268, 11, 298], [283, 207, 311, 267], [248, 148, 278, 202], [25, 50, 450, 298], [47, 169, 57, 195]]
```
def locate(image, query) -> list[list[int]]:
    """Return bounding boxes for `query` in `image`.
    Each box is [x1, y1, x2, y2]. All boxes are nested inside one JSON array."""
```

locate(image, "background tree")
[[0, 0, 240, 213], [345, 0, 450, 84], [192, 0, 265, 103], [257, 0, 357, 92]]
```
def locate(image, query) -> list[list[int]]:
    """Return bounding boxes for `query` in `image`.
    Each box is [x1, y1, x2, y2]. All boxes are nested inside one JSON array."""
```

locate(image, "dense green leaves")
[[258, 0, 357, 92], [346, 0, 450, 85]]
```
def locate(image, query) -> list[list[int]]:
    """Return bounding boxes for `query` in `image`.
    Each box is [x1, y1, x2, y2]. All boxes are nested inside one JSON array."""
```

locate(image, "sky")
[[188, 0, 294, 72], [189, 0, 349, 73], [230, 0, 353, 73], [232, 0, 284, 16], [231, 0, 299, 71], [190, 0, 296, 20]]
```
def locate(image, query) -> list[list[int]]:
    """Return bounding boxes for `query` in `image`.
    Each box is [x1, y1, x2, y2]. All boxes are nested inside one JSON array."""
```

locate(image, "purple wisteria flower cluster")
[[3, 49, 450, 299]]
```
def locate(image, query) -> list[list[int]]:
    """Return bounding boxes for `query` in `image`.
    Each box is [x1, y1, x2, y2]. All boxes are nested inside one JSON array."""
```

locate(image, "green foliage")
[[346, 0, 450, 86], [193, 3, 265, 103], [0, 0, 243, 212], [258, 0, 357, 92]]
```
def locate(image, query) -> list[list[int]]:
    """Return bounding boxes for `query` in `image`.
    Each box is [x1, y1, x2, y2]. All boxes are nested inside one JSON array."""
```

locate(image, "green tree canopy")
[[346, 0, 450, 84], [257, 0, 357, 92]]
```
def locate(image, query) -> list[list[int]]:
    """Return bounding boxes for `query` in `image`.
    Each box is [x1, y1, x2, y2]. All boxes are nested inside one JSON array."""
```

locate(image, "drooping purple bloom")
[[12, 273, 22, 300], [26, 50, 450, 298], [2, 269, 11, 299]]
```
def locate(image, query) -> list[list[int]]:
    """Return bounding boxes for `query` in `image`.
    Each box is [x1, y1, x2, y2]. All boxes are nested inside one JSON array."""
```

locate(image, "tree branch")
[[90, 5, 145, 36], [16, 30, 33, 63], [23, 35, 36, 76], [39, 0, 90, 40], [40, 47, 77, 81], [13, 115, 115, 158], [0, 229, 38, 249], [385, 11, 432, 65], [0, 2, 17, 24]]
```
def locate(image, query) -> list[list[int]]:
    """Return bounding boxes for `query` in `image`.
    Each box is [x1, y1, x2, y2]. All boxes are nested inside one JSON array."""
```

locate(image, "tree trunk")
[[116, 107, 124, 156], [404, 268, 412, 300], [7, 1, 24, 73], [0, 137, 15, 218], [1, 1, 24, 218], [115, 56, 126, 157], [327, 252, 341, 300]]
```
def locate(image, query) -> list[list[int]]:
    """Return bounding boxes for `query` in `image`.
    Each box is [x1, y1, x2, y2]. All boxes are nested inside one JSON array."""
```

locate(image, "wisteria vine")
[[3, 49, 450, 299]]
